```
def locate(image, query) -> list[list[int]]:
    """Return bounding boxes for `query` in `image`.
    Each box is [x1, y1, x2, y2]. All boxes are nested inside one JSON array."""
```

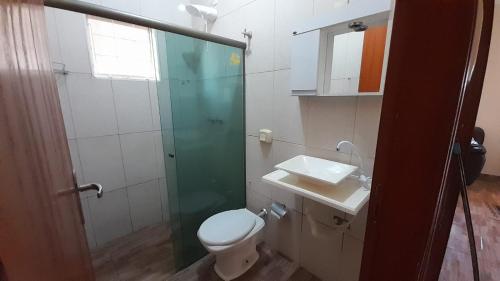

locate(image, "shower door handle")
[[77, 183, 103, 198]]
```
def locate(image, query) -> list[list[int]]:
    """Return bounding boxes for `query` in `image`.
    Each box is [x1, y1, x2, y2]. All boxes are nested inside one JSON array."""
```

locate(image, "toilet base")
[[213, 240, 259, 281]]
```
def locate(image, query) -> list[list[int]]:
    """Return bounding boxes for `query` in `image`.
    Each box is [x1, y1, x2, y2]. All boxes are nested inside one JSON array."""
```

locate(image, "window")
[[87, 16, 157, 80]]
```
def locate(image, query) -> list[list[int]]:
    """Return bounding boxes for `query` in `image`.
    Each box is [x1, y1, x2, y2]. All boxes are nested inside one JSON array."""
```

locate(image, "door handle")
[[72, 170, 103, 198], [77, 183, 103, 198]]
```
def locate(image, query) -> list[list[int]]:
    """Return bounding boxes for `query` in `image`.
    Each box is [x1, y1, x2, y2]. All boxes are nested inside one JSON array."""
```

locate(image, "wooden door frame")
[[360, 0, 494, 280]]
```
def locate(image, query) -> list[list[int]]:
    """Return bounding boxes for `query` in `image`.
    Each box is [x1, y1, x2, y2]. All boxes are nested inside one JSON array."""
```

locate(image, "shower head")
[[185, 4, 218, 22]]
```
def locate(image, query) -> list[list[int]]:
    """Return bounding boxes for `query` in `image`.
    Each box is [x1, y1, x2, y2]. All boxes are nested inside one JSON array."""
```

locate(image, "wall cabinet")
[[290, 0, 392, 96]]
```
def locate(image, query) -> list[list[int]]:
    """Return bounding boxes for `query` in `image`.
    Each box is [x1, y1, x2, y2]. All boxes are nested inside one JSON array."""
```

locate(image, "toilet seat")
[[198, 209, 256, 246]]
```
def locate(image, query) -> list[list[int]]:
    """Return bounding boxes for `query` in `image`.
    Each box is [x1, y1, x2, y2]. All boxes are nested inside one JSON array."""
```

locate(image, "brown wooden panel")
[[0, 0, 94, 280], [421, 0, 495, 279], [358, 26, 388, 93], [359, 0, 484, 280]]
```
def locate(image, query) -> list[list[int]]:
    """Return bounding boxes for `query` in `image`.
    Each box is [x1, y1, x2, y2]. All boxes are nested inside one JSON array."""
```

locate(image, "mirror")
[[325, 25, 389, 96]]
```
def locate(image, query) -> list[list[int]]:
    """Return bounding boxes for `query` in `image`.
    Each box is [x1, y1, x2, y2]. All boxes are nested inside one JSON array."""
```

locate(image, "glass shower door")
[[155, 31, 246, 269]]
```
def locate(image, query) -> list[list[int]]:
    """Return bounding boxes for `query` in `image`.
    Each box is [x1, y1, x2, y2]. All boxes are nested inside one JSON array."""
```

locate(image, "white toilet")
[[197, 208, 265, 281]]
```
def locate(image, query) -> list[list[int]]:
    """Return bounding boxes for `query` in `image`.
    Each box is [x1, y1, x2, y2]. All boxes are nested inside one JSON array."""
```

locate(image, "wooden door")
[[0, 0, 94, 280], [359, 0, 494, 280]]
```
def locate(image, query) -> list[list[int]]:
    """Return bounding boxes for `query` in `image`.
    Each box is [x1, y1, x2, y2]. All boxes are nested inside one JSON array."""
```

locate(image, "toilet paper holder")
[[270, 202, 287, 219]]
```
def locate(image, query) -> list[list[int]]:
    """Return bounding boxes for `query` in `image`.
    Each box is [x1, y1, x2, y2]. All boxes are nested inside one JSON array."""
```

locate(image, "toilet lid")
[[198, 209, 256, 246]]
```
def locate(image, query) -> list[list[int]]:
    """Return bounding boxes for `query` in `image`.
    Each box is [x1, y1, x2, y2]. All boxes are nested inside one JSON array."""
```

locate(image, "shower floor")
[[439, 175, 500, 281], [91, 223, 319, 281]]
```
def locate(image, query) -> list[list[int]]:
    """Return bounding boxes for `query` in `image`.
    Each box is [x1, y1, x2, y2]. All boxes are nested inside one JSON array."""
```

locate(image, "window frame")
[[86, 15, 159, 81]]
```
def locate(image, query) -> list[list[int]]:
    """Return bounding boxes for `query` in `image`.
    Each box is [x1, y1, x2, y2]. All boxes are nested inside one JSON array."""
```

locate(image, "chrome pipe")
[[257, 208, 268, 218]]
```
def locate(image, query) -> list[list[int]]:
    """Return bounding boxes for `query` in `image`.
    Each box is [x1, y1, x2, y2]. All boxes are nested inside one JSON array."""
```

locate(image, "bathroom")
[[44, 0, 384, 279], [0, 0, 497, 280]]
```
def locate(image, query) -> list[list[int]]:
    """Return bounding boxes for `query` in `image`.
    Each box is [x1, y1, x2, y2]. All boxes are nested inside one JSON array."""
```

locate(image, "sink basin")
[[275, 155, 358, 186]]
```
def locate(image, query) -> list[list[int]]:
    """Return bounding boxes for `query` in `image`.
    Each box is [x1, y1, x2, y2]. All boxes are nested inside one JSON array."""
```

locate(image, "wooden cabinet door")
[[0, 0, 94, 280], [358, 25, 388, 93]]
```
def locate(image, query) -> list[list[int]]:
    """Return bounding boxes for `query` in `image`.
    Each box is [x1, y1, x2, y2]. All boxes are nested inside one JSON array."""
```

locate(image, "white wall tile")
[[78, 135, 126, 191], [274, 0, 314, 70], [44, 7, 63, 64], [53, 9, 92, 74], [313, 0, 349, 16], [300, 217, 343, 281], [246, 72, 274, 136], [66, 74, 118, 138], [270, 187, 303, 213], [215, 0, 255, 17], [210, 8, 245, 42], [272, 140, 306, 164], [55, 75, 76, 139], [68, 139, 84, 186], [339, 235, 364, 281], [353, 97, 383, 159], [246, 188, 271, 215], [127, 180, 163, 231], [153, 131, 166, 178], [304, 145, 352, 164], [158, 177, 170, 222], [120, 132, 158, 186], [80, 197, 97, 249], [272, 70, 307, 144], [246, 136, 273, 198], [305, 96, 357, 151], [112, 79, 153, 134], [241, 0, 275, 74], [265, 209, 302, 262], [148, 81, 162, 130], [88, 188, 132, 246]]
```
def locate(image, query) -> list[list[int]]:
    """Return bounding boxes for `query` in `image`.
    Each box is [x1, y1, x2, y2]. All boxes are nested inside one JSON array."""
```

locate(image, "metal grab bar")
[[44, 0, 247, 50]]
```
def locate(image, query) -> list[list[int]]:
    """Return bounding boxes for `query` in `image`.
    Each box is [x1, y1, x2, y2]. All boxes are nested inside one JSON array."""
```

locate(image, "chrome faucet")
[[336, 140, 371, 190]]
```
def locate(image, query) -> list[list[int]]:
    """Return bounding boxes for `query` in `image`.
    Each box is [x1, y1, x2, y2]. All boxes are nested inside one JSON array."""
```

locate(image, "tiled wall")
[[45, 7, 170, 249], [205, 1, 383, 280]]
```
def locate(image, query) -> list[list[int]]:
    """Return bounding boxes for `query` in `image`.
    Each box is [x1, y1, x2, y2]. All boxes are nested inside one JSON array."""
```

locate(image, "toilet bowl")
[[197, 208, 265, 281]]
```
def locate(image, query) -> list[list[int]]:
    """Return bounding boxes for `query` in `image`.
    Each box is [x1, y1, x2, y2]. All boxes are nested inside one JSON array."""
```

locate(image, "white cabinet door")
[[290, 30, 321, 94]]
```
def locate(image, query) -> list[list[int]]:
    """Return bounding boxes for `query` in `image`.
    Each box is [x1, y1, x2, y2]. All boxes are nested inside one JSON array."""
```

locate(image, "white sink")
[[275, 155, 358, 186]]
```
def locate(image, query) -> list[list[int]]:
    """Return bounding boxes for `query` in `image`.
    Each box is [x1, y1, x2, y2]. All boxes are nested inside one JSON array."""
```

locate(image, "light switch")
[[259, 129, 272, 143]]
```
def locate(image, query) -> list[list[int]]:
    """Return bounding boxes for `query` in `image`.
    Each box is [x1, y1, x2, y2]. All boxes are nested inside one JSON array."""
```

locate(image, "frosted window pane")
[[87, 16, 157, 80], [92, 35, 116, 56]]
